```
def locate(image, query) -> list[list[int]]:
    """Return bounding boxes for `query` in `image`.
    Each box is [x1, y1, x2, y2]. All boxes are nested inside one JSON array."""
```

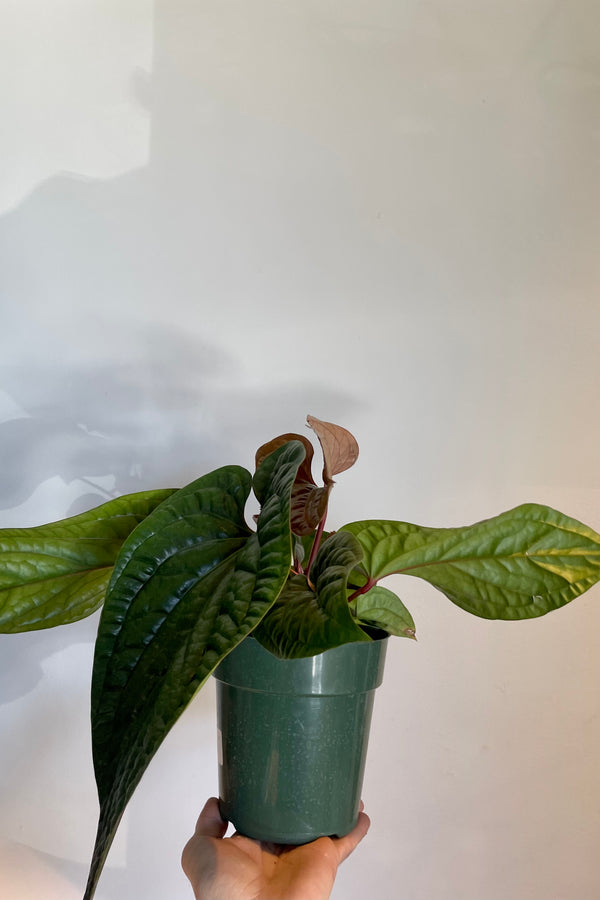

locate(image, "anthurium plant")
[[1, 416, 599, 899]]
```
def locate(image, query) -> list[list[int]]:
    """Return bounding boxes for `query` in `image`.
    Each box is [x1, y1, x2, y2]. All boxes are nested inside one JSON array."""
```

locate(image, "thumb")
[[331, 810, 371, 864], [194, 797, 228, 839]]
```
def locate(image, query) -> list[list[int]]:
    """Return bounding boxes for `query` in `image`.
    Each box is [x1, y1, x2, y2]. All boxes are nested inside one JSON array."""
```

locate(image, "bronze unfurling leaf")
[[306, 415, 359, 485], [256, 433, 316, 486], [255, 418, 359, 536]]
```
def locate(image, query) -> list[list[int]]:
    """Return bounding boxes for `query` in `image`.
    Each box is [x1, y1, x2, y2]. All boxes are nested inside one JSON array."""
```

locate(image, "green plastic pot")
[[213, 632, 388, 844]]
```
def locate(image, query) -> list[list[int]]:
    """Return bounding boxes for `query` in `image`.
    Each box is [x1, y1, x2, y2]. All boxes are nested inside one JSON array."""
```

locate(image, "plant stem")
[[347, 578, 376, 603], [305, 509, 328, 587]]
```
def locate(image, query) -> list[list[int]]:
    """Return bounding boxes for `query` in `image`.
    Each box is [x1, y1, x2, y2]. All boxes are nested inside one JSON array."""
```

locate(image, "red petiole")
[[347, 577, 377, 604], [305, 509, 328, 589]]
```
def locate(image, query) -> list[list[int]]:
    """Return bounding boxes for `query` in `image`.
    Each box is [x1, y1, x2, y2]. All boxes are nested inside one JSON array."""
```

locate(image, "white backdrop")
[[1, 2, 599, 898]]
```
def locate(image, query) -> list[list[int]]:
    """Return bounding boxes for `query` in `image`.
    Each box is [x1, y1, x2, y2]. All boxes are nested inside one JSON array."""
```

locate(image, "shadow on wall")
[[0, 838, 95, 899], [0, 834, 179, 900], [0, 320, 359, 515], [0, 324, 239, 513], [0, 614, 99, 704]]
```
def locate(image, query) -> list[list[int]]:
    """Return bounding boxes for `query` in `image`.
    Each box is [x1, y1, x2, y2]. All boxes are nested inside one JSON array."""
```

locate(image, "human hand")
[[181, 797, 370, 900]]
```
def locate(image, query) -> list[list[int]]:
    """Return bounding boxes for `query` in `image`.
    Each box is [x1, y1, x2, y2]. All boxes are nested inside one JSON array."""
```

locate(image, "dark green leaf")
[[354, 585, 416, 639], [84, 442, 304, 900], [0, 490, 175, 633], [255, 530, 370, 658], [343, 504, 600, 619]]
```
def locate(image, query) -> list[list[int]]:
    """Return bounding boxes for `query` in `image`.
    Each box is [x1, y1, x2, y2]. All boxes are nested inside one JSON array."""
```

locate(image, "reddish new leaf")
[[306, 415, 359, 485], [256, 433, 315, 486]]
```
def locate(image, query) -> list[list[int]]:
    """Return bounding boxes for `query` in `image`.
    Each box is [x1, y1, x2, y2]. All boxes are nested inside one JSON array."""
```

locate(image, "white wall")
[[1, 2, 599, 898]]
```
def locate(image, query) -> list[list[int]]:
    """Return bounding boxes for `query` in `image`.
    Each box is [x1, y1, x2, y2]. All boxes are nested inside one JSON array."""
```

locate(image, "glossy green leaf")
[[255, 530, 370, 658], [0, 489, 175, 633], [83, 441, 305, 900], [343, 504, 600, 619], [354, 585, 416, 639]]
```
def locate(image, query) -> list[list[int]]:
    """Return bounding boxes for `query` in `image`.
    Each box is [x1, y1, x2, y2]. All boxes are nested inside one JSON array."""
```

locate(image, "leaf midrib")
[[389, 545, 600, 574], [0, 510, 173, 542], [0, 564, 114, 592], [0, 568, 111, 630]]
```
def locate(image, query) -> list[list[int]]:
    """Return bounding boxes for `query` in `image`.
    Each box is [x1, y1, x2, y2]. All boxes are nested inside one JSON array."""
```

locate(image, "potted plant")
[[1, 415, 599, 900]]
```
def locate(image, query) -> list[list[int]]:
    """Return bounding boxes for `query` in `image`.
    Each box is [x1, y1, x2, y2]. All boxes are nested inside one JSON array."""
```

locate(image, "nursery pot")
[[213, 632, 388, 844]]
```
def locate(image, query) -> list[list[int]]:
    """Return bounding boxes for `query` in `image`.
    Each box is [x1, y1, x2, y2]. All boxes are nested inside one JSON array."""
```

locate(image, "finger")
[[331, 810, 370, 864], [193, 797, 228, 839]]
